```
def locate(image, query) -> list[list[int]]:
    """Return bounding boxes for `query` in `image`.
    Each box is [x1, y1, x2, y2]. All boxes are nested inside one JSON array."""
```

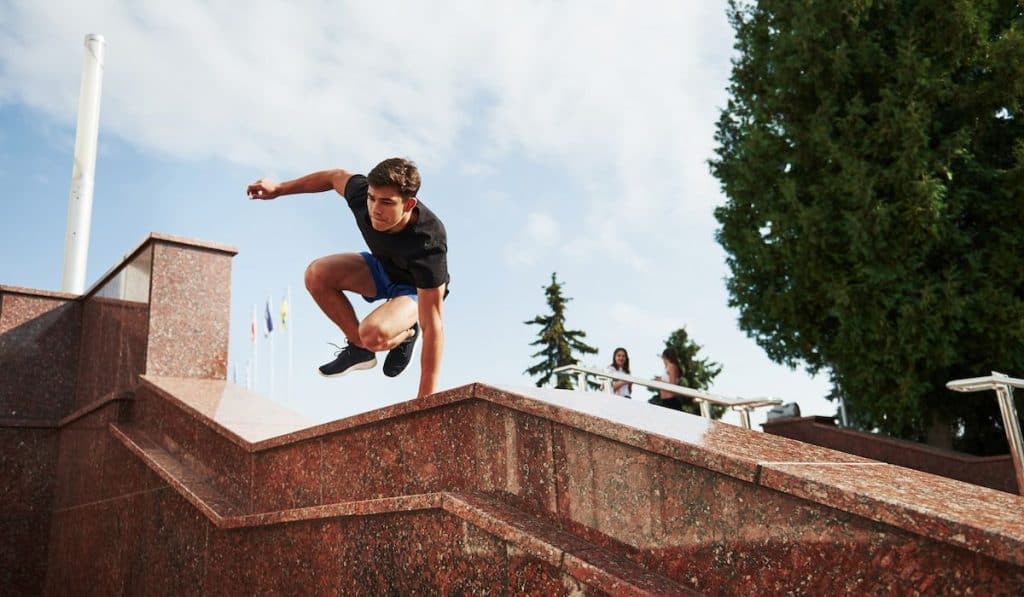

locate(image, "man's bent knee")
[[358, 322, 388, 351], [304, 260, 322, 292]]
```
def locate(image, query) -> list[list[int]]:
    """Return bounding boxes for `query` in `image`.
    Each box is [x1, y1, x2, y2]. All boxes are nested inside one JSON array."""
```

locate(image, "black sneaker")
[[383, 324, 419, 378], [318, 342, 377, 377]]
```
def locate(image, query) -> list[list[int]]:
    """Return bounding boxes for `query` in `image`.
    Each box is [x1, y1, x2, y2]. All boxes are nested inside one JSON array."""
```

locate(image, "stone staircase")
[[40, 372, 1024, 594], [95, 376, 692, 594], [5, 233, 1024, 595]]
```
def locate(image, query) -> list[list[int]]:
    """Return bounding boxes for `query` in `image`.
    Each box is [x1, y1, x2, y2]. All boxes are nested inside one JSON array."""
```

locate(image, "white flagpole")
[[252, 304, 259, 393], [268, 295, 275, 399], [287, 286, 293, 401], [61, 34, 106, 294]]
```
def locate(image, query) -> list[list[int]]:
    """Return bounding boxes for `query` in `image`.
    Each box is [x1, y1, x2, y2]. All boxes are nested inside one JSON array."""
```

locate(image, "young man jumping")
[[246, 158, 448, 399]]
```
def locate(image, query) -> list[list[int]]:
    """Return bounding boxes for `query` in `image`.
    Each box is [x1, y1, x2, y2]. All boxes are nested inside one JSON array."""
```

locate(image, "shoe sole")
[[382, 363, 409, 378], [318, 357, 377, 378]]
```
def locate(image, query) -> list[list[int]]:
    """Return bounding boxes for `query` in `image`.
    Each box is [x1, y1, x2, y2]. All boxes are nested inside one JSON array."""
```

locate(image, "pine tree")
[[710, 0, 1024, 452], [524, 273, 598, 390]]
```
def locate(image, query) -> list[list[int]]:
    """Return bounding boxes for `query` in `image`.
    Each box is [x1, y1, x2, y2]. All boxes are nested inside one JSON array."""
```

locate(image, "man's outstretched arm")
[[416, 285, 446, 398], [247, 169, 353, 200]]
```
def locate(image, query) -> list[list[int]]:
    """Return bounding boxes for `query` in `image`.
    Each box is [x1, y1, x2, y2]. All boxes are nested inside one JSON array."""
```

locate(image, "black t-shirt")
[[344, 175, 449, 290]]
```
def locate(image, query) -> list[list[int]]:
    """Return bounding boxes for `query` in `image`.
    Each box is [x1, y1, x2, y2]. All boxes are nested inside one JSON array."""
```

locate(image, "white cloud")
[[0, 0, 734, 272], [4, 2, 840, 421], [526, 210, 560, 244], [503, 210, 560, 266]]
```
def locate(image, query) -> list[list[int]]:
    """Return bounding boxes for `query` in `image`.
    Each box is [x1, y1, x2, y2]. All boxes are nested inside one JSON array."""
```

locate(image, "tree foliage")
[[711, 0, 1024, 453], [524, 273, 598, 390], [652, 328, 725, 418]]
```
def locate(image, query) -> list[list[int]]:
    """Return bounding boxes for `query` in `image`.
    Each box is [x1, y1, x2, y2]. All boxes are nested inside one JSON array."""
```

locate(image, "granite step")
[[128, 382, 256, 511], [130, 378, 254, 456], [110, 422, 694, 595], [445, 491, 696, 596], [110, 423, 243, 522]]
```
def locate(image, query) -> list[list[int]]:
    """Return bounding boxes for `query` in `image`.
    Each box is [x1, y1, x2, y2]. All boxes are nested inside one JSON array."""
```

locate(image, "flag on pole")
[[264, 297, 274, 337], [280, 294, 289, 329]]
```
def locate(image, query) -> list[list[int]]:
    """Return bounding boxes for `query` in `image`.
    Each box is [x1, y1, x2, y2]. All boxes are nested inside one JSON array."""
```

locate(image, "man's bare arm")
[[416, 285, 446, 398], [247, 169, 352, 200]]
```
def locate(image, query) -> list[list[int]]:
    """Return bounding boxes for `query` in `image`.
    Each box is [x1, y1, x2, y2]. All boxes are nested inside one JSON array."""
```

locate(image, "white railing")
[[552, 364, 782, 429], [947, 371, 1024, 495]]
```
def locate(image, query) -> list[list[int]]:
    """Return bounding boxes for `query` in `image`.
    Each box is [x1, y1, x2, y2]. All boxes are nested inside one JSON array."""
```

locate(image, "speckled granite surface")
[[6, 232, 1024, 594], [1, 234, 236, 596], [102, 375, 1024, 593], [146, 242, 233, 379], [0, 289, 81, 421], [73, 296, 149, 412], [0, 426, 59, 593], [763, 416, 1019, 493]]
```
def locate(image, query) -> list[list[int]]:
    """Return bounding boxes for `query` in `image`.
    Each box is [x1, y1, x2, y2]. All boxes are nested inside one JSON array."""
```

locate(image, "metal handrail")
[[947, 371, 1024, 495], [552, 364, 782, 429]]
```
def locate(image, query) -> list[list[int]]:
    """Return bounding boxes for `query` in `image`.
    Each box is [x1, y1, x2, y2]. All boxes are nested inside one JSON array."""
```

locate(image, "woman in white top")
[[608, 347, 632, 398]]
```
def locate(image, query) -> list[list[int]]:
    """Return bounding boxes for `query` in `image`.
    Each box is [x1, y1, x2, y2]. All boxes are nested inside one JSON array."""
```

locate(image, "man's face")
[[367, 185, 415, 232]]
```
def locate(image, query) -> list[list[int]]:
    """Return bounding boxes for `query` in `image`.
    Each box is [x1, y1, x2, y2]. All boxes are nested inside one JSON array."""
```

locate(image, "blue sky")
[[0, 1, 834, 427]]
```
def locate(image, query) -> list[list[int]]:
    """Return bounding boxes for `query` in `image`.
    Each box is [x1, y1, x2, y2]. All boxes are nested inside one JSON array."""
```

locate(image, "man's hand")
[[247, 178, 281, 200], [247, 170, 350, 201]]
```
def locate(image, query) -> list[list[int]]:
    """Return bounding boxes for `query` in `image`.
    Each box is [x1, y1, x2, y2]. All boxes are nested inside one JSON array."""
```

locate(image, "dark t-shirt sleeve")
[[343, 174, 368, 212]]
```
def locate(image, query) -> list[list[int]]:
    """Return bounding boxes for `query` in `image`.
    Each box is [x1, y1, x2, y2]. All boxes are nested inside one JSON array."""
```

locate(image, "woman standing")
[[607, 347, 632, 399], [650, 347, 684, 410]]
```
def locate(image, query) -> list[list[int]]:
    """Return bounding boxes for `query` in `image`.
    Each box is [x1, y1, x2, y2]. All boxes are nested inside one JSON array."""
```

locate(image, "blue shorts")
[[359, 252, 418, 303]]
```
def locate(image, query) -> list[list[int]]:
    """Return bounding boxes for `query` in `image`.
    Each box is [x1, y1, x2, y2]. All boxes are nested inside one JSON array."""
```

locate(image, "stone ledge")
[[109, 421, 690, 595]]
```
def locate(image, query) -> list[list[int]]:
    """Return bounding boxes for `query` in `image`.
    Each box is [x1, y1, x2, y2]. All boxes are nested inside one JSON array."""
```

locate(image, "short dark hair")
[[367, 157, 421, 198]]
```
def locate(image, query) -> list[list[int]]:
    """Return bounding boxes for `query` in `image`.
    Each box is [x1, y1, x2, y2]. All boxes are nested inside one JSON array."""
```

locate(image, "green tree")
[[651, 328, 725, 418], [525, 273, 598, 390], [710, 0, 1024, 453]]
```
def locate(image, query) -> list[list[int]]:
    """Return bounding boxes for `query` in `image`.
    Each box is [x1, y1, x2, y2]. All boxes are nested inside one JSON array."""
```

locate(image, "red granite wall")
[[0, 234, 237, 596], [146, 240, 233, 379], [0, 288, 81, 422], [64, 378, 1023, 594], [70, 245, 153, 412], [0, 288, 81, 596], [466, 396, 1024, 593], [763, 416, 1017, 494], [0, 426, 59, 595], [8, 232, 1024, 594], [43, 399, 617, 595]]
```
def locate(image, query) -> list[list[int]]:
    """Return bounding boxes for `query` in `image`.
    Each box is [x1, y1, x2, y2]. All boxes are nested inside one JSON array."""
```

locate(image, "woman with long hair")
[[651, 347, 684, 410], [607, 347, 632, 398]]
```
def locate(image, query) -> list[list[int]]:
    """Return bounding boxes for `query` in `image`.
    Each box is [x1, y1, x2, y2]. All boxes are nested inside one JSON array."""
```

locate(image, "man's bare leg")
[[304, 253, 377, 347], [359, 296, 418, 351], [305, 253, 420, 378], [362, 296, 420, 378]]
